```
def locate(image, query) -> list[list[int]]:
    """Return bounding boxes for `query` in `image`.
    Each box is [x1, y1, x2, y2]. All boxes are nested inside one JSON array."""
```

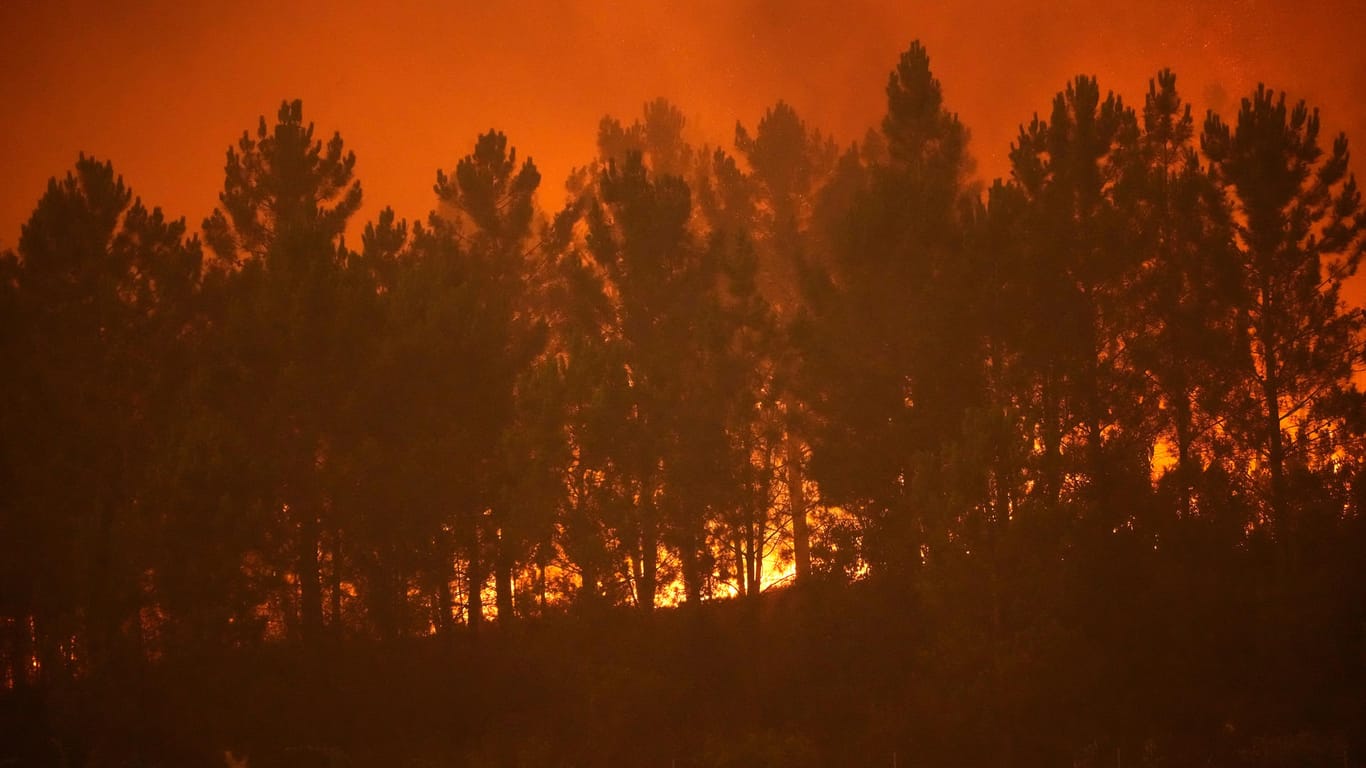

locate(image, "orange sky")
[[3, 0, 1365, 269]]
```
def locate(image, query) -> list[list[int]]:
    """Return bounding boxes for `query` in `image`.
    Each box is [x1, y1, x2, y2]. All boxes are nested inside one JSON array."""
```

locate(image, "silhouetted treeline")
[[3, 42, 1366, 767]]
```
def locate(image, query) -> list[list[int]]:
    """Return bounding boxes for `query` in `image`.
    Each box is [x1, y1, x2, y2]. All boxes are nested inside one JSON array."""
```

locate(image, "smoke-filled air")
[[4, 2, 1366, 767]]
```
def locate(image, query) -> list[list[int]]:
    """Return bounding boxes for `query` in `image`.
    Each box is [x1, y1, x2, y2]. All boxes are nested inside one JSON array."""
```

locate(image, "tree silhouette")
[[735, 100, 837, 585], [1122, 70, 1243, 519], [3, 42, 1366, 768], [432, 130, 548, 626], [1007, 75, 1139, 511], [1202, 84, 1365, 555], [583, 153, 696, 608], [2, 155, 201, 675], [801, 41, 980, 575], [200, 99, 362, 645]]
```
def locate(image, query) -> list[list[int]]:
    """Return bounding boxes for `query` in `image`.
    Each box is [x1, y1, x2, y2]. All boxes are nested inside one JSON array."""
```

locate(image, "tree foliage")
[[4, 42, 1366, 768]]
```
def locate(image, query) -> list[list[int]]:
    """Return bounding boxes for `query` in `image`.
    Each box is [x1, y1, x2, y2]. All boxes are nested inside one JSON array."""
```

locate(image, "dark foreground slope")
[[3, 566, 1363, 768]]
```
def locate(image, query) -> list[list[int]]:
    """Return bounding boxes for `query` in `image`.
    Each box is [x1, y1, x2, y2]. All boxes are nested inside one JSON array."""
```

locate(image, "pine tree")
[[1202, 84, 1366, 552], [735, 100, 837, 585], [433, 130, 548, 626], [1007, 75, 1139, 509], [2, 156, 202, 674], [802, 41, 980, 575], [201, 99, 362, 645], [1122, 70, 1243, 519]]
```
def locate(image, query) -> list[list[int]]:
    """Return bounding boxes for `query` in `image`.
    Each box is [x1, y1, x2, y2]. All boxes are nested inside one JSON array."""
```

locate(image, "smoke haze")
[[2, 0, 1363, 255]]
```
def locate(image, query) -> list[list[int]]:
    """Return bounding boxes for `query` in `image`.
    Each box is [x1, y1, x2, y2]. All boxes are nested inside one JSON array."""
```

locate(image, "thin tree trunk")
[[88, 495, 118, 671], [537, 559, 547, 613], [1083, 310, 1106, 505], [681, 526, 702, 606], [1259, 279, 1289, 565], [1174, 390, 1194, 519], [731, 538, 746, 598], [786, 432, 810, 584], [749, 517, 763, 598], [298, 506, 323, 646], [435, 576, 453, 636], [580, 554, 600, 609], [1263, 360, 1288, 557], [328, 527, 343, 631], [639, 508, 657, 614], [1041, 367, 1063, 508], [495, 539, 515, 624], [631, 548, 644, 606], [493, 504, 515, 623], [372, 551, 399, 641], [467, 513, 483, 632]]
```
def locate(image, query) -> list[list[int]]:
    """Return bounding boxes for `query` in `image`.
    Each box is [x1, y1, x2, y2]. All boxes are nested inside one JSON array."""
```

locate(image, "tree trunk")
[[749, 517, 763, 598], [87, 495, 119, 672], [639, 507, 657, 614], [328, 527, 343, 632], [681, 535, 702, 606], [580, 555, 601, 609], [786, 432, 810, 584], [495, 523, 515, 624], [371, 552, 399, 641], [537, 559, 547, 613], [1041, 367, 1063, 507], [1174, 389, 1194, 520], [640, 539, 657, 613], [1258, 278, 1289, 568], [732, 538, 748, 598], [1263, 360, 1288, 555], [298, 507, 323, 646], [435, 576, 453, 636], [1083, 309, 1106, 506], [6, 615, 29, 688], [467, 515, 483, 632]]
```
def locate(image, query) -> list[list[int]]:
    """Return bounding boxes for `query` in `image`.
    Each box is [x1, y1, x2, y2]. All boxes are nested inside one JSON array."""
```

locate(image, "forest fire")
[[3, 2, 1366, 767]]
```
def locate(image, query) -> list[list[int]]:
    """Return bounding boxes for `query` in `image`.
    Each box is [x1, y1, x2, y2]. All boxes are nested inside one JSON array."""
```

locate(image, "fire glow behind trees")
[[3, 3, 1366, 767]]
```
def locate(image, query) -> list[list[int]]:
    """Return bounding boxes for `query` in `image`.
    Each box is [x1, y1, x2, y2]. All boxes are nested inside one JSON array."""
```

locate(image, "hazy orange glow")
[[4, 1, 1365, 291], [1150, 437, 1179, 481]]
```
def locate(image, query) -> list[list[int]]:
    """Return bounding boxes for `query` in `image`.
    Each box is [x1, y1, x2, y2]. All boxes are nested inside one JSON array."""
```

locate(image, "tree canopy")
[[2, 42, 1365, 768]]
